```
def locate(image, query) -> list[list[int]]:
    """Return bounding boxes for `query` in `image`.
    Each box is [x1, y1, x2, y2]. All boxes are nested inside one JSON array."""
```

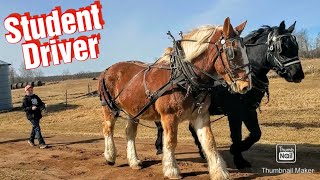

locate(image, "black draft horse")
[[155, 21, 305, 169]]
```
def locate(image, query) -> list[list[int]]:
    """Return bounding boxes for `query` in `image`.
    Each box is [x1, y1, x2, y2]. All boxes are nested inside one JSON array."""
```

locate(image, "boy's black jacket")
[[22, 94, 45, 120]]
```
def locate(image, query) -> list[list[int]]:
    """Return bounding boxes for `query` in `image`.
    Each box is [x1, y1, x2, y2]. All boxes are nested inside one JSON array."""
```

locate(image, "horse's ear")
[[287, 21, 296, 33], [279, 21, 286, 31], [234, 20, 247, 35], [223, 17, 234, 38]]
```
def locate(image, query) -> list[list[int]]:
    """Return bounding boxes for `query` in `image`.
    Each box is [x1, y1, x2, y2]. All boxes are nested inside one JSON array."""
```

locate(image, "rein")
[[99, 29, 246, 127], [210, 115, 226, 123]]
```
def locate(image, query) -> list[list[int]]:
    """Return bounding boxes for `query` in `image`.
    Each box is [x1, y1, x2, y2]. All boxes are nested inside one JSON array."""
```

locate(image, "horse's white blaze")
[[104, 135, 116, 163], [162, 132, 181, 179], [193, 113, 229, 180]]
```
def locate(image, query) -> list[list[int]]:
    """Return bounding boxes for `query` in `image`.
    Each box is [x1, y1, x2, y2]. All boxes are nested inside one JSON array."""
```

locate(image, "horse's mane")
[[244, 25, 274, 44], [157, 47, 172, 64], [159, 25, 222, 63]]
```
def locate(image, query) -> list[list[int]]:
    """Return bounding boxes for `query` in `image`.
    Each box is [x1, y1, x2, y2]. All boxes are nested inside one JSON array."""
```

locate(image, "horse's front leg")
[[193, 112, 229, 180], [242, 109, 261, 151], [231, 109, 261, 169], [228, 111, 251, 169], [126, 119, 142, 169], [161, 115, 181, 179]]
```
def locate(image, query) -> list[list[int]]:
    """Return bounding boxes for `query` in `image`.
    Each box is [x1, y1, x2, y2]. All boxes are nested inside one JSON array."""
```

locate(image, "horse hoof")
[[199, 151, 206, 160], [242, 159, 252, 168], [130, 160, 142, 170], [234, 163, 245, 169], [156, 149, 163, 155], [165, 175, 182, 179], [131, 165, 142, 170], [233, 155, 251, 169], [106, 161, 115, 166]]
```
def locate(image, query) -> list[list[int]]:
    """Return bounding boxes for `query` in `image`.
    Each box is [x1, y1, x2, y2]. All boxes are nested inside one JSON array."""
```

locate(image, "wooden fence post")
[[65, 89, 68, 107]]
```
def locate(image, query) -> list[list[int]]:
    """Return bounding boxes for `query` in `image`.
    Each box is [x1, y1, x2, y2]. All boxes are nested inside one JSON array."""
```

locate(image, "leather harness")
[[99, 31, 249, 121]]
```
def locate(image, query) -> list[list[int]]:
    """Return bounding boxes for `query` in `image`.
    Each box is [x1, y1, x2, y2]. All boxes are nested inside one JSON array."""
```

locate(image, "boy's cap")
[[24, 85, 33, 92]]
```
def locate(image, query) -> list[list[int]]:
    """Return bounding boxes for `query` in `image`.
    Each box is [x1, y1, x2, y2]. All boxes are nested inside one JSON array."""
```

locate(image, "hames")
[[22, 34, 100, 69]]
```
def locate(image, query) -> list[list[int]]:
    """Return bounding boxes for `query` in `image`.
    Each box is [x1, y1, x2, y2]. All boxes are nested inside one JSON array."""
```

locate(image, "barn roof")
[[0, 60, 11, 66]]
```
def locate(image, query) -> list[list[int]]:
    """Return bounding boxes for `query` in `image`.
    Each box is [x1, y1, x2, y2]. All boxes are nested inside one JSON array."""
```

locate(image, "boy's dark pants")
[[29, 118, 45, 145]]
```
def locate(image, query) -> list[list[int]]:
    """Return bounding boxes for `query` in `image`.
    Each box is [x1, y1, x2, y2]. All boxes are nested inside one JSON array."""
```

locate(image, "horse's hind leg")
[[192, 112, 229, 180], [126, 119, 142, 169], [102, 107, 117, 165], [155, 121, 163, 155], [161, 115, 181, 179]]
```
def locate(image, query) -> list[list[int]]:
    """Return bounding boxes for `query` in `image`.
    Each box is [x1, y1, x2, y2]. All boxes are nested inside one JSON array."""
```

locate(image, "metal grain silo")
[[0, 60, 12, 111]]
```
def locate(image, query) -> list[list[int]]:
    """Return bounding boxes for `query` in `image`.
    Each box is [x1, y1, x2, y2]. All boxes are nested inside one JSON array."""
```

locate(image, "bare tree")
[[18, 62, 44, 81], [316, 33, 320, 58], [295, 29, 310, 57], [62, 69, 70, 76], [61, 69, 71, 80], [33, 68, 44, 79], [19, 63, 34, 81], [8, 66, 17, 84]]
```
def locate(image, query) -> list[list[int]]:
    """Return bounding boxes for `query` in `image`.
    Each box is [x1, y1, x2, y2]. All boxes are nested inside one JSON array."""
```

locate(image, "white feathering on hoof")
[[104, 135, 116, 163]]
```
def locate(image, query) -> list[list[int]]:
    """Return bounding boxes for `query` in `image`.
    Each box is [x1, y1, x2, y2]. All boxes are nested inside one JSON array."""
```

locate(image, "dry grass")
[[0, 60, 319, 147], [268, 58, 320, 78]]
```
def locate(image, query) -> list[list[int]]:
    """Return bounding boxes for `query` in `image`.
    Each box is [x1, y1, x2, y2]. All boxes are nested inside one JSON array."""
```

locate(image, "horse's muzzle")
[[231, 80, 251, 94]]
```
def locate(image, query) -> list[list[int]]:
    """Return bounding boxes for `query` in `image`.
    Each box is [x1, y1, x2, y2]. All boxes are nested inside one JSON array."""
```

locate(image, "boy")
[[22, 85, 48, 149]]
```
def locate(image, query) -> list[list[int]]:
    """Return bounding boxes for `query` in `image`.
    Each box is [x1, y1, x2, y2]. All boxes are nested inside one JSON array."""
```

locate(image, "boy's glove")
[[32, 106, 37, 110], [39, 104, 47, 111]]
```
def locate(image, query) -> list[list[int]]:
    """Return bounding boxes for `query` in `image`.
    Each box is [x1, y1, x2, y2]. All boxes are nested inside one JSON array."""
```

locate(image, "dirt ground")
[[0, 132, 319, 180], [1, 60, 319, 179]]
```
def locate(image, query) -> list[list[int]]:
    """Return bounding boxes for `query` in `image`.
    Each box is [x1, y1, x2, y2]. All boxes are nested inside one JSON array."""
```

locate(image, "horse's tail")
[[98, 69, 107, 100], [97, 68, 120, 117]]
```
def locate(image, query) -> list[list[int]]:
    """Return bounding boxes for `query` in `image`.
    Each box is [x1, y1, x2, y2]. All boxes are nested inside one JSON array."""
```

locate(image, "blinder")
[[268, 34, 297, 54], [225, 47, 235, 60], [267, 32, 300, 70], [222, 38, 245, 60], [220, 37, 250, 80], [172, 32, 251, 91]]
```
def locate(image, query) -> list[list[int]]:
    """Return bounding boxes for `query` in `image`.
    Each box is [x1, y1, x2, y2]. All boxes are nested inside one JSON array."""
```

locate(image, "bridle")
[[266, 31, 300, 73], [242, 30, 301, 102], [214, 36, 251, 88], [174, 30, 251, 91]]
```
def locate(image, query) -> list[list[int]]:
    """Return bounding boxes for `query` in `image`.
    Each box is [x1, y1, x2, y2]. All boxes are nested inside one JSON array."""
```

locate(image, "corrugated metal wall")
[[0, 63, 13, 110]]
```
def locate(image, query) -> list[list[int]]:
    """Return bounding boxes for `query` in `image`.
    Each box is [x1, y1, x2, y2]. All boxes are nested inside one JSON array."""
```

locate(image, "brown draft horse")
[[98, 17, 251, 180]]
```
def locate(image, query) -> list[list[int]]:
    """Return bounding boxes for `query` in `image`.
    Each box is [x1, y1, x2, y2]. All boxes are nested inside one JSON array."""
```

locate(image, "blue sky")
[[1, 0, 319, 76]]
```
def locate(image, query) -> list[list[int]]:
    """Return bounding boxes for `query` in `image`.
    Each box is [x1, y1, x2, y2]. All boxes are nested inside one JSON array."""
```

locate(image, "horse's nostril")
[[242, 86, 248, 92]]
